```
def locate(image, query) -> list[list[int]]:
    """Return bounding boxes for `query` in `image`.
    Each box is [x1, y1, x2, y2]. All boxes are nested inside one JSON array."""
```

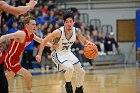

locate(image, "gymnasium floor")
[[9, 64, 140, 93]]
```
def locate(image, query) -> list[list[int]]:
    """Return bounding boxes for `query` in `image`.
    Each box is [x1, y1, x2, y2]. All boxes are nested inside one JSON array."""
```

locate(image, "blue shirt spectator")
[[25, 40, 34, 51], [9, 21, 18, 33]]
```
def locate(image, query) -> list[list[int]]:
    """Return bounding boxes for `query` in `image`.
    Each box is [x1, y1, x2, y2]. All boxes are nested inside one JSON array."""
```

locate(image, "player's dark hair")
[[63, 10, 74, 22], [24, 16, 35, 25]]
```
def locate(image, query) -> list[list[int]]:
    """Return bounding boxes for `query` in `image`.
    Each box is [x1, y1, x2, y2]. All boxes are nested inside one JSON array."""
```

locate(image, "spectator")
[[42, 21, 49, 35], [47, 0, 55, 11], [9, 0, 18, 6], [136, 47, 140, 64], [41, 4, 49, 15], [18, 15, 25, 30], [49, 10, 58, 23], [17, 0, 27, 6], [98, 31, 106, 55], [1, 23, 9, 35], [9, 21, 18, 33], [84, 30, 94, 66], [34, 24, 44, 47], [21, 40, 34, 70], [72, 39, 84, 65], [91, 31, 101, 52], [35, 11, 45, 25], [104, 32, 119, 54], [6, 16, 19, 29]]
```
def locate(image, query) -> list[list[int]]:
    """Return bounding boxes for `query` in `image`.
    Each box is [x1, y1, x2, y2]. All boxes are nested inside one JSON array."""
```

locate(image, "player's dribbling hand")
[[86, 41, 93, 46], [35, 55, 41, 63], [27, 0, 38, 8]]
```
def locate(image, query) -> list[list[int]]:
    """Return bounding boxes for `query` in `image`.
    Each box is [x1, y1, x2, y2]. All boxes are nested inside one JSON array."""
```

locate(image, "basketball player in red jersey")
[[0, 0, 37, 93], [0, 16, 54, 93]]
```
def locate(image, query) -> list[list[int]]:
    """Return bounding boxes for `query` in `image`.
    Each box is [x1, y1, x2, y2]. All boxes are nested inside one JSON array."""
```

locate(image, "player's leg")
[[74, 63, 85, 93], [17, 67, 33, 92], [0, 62, 9, 93], [61, 62, 74, 93], [51, 51, 74, 93], [69, 52, 85, 92], [61, 62, 74, 82], [6, 71, 15, 80]]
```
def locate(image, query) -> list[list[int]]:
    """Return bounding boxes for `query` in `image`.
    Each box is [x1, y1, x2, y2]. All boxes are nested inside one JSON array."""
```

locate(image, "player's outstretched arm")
[[0, 0, 37, 16], [36, 29, 60, 62], [33, 34, 53, 47], [0, 31, 25, 43]]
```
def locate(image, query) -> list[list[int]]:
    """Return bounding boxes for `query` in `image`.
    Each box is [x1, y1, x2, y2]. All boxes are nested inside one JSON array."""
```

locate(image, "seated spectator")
[[92, 31, 100, 50], [34, 24, 45, 70], [47, 0, 55, 11], [17, 0, 27, 6], [36, 24, 43, 35], [1, 23, 9, 35], [97, 31, 106, 55], [41, 21, 49, 35], [6, 16, 19, 29], [41, 4, 49, 16], [18, 15, 25, 30], [137, 48, 140, 64], [71, 39, 85, 66], [85, 30, 94, 66], [35, 11, 45, 25], [9, 21, 18, 33], [9, 0, 18, 7], [43, 46, 54, 70], [1, 24, 10, 53], [49, 10, 58, 23], [104, 32, 119, 54], [21, 40, 34, 70]]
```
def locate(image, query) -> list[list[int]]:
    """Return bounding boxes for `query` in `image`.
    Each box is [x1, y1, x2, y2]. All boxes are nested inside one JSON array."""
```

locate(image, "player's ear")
[[25, 24, 27, 27], [25, 24, 28, 28]]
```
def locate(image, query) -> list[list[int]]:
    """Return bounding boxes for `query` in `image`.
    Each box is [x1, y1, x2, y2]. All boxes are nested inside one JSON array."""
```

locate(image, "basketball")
[[83, 43, 98, 59]]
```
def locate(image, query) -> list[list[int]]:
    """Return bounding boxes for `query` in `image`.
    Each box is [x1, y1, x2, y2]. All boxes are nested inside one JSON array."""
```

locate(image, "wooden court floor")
[[8, 65, 140, 93]]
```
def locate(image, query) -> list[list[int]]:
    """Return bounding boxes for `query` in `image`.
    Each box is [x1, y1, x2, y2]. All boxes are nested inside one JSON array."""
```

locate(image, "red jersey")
[[0, 29, 34, 73]]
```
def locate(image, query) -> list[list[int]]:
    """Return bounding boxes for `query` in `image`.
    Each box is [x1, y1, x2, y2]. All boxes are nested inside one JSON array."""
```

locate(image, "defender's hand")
[[52, 43, 59, 49], [35, 55, 41, 63], [27, 0, 38, 8], [51, 43, 59, 51]]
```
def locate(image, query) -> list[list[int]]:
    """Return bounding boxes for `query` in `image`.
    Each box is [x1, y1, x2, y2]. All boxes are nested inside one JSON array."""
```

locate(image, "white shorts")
[[51, 51, 80, 71]]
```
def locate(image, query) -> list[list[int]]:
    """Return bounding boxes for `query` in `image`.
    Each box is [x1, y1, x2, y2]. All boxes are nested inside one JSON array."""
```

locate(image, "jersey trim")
[[63, 26, 74, 41], [73, 61, 80, 65]]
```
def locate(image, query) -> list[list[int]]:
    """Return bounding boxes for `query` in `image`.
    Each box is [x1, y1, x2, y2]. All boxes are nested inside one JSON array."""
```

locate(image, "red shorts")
[[4, 56, 22, 74]]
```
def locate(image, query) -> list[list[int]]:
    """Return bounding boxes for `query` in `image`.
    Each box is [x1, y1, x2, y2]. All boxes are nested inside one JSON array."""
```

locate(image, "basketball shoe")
[[75, 86, 84, 93], [65, 82, 73, 93]]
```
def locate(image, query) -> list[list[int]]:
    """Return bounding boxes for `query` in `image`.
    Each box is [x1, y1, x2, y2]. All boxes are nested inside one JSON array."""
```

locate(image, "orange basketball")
[[83, 43, 98, 59]]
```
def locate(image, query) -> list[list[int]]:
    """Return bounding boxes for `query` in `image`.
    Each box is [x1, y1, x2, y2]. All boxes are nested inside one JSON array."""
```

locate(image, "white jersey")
[[56, 26, 77, 52], [51, 26, 79, 71]]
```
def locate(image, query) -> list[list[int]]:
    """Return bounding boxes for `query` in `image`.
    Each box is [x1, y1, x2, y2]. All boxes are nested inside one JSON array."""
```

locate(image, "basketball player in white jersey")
[[0, 0, 37, 93], [36, 10, 93, 93]]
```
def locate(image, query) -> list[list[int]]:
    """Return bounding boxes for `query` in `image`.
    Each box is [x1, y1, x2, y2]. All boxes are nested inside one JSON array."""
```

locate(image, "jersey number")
[[62, 45, 69, 50]]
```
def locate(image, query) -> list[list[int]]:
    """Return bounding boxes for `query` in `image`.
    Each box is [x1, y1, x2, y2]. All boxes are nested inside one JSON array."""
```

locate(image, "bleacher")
[[93, 54, 125, 65]]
